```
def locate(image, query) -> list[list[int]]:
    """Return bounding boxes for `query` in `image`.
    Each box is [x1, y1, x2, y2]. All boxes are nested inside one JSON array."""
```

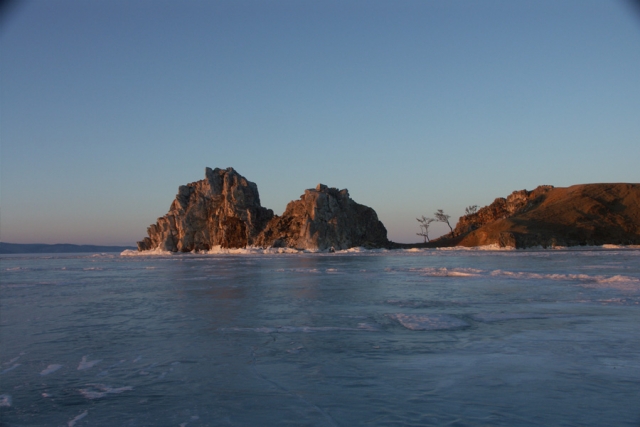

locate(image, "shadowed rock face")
[[137, 170, 389, 252], [452, 183, 640, 248], [255, 184, 389, 251], [137, 167, 274, 251]]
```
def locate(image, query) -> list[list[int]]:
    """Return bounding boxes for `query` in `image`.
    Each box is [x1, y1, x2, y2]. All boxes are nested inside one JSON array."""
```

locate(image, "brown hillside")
[[453, 183, 640, 248]]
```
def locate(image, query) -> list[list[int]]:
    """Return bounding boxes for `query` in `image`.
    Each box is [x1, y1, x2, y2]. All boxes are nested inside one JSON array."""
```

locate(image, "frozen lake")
[[1, 247, 639, 426]]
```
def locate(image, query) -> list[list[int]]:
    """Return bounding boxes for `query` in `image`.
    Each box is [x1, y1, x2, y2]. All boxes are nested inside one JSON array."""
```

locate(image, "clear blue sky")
[[2, 0, 639, 245]]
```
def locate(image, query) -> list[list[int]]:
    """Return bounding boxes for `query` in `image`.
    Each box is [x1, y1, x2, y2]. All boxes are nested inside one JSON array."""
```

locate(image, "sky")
[[1, 0, 639, 246]]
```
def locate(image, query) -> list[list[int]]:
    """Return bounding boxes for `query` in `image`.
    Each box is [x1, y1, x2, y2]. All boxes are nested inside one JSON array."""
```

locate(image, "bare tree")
[[434, 209, 454, 235], [416, 216, 435, 243], [465, 205, 478, 216]]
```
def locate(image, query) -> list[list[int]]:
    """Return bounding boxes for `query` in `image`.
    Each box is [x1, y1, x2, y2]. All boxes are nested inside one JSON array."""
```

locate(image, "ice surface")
[[179, 415, 200, 427], [471, 313, 571, 322], [221, 323, 379, 333], [580, 274, 640, 291], [2, 248, 639, 426], [387, 314, 469, 330]]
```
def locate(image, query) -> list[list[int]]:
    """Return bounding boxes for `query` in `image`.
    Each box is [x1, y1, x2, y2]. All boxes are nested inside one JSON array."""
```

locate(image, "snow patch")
[[40, 364, 63, 375], [79, 384, 133, 399], [220, 323, 378, 333], [471, 313, 571, 322], [0, 364, 20, 374], [67, 410, 88, 427], [387, 314, 469, 330], [437, 244, 515, 251], [410, 267, 483, 277], [78, 356, 102, 370], [121, 248, 171, 256], [0, 394, 11, 407], [490, 270, 640, 290]]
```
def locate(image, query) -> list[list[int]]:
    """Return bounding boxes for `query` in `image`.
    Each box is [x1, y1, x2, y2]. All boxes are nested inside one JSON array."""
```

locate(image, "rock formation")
[[137, 169, 389, 252], [137, 167, 274, 251], [453, 185, 554, 236], [255, 184, 389, 251], [449, 183, 640, 248]]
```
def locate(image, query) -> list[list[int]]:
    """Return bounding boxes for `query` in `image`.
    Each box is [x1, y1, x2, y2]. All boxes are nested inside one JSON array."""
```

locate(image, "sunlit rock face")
[[453, 183, 640, 248], [255, 184, 389, 251], [137, 167, 274, 251], [454, 185, 554, 236], [137, 170, 389, 252]]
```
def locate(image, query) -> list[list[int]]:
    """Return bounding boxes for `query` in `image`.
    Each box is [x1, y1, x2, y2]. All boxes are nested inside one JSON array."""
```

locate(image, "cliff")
[[137, 167, 274, 251], [451, 183, 640, 248], [137, 169, 389, 252], [255, 184, 389, 251]]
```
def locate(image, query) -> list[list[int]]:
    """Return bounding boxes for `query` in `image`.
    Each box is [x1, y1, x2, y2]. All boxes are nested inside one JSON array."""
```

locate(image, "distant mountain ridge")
[[0, 243, 136, 254]]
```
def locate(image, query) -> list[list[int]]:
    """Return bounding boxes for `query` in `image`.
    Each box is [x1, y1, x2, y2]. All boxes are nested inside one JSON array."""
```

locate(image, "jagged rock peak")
[[137, 167, 273, 252], [254, 183, 389, 251]]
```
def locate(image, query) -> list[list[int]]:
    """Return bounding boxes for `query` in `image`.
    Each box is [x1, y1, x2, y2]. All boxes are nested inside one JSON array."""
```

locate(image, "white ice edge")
[[121, 244, 640, 257], [435, 244, 515, 251], [387, 267, 640, 289]]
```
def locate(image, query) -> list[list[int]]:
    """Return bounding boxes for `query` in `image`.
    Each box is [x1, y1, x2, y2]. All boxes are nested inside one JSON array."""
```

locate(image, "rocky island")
[[254, 184, 388, 250], [137, 167, 389, 252], [441, 183, 640, 248]]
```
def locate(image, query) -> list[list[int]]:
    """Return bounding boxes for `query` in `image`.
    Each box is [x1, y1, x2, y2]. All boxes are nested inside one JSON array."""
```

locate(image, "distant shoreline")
[[0, 242, 136, 254]]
